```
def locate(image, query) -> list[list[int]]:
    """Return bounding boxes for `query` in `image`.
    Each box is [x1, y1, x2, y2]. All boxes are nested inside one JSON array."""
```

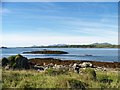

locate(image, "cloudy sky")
[[1, 2, 118, 47]]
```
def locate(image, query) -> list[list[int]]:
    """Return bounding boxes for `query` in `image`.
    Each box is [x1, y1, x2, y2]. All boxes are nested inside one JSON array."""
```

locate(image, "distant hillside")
[[91, 43, 112, 45], [48, 44, 67, 46], [27, 43, 119, 48]]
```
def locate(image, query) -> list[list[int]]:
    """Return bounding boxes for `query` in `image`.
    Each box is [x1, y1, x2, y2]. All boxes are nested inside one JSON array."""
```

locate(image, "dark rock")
[[14, 54, 30, 69], [6, 54, 30, 69], [2, 57, 9, 67], [7, 55, 16, 67], [84, 54, 93, 56]]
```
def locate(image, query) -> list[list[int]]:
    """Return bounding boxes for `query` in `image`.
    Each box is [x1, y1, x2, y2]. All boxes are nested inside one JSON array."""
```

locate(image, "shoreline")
[[29, 58, 120, 68]]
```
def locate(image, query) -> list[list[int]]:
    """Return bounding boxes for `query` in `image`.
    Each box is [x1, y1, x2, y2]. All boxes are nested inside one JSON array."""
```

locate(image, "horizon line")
[[1, 42, 119, 47]]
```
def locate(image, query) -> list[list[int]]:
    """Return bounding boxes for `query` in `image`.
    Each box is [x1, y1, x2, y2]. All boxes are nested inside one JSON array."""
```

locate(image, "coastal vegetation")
[[1, 54, 120, 89], [2, 68, 119, 88]]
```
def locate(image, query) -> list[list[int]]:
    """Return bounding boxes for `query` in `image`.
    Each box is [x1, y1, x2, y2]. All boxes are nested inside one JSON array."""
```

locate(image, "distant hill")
[[48, 44, 67, 46], [27, 43, 118, 48], [91, 43, 112, 45]]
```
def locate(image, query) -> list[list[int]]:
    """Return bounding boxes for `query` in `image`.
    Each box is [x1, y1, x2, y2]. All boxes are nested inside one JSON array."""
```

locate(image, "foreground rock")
[[2, 54, 30, 70], [23, 50, 68, 54]]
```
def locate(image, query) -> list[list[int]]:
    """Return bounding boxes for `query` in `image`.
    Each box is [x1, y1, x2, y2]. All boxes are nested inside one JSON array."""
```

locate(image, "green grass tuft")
[[2, 69, 119, 88]]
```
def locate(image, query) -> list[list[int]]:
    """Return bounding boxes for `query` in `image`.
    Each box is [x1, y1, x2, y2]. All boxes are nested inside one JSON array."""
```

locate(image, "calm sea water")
[[0, 48, 119, 62]]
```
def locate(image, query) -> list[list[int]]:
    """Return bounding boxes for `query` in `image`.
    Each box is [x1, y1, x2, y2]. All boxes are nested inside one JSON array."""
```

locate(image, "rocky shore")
[[2, 54, 120, 73], [30, 58, 120, 68]]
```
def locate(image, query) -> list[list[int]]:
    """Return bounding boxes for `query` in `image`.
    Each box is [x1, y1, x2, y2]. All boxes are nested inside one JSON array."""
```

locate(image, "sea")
[[0, 48, 119, 62]]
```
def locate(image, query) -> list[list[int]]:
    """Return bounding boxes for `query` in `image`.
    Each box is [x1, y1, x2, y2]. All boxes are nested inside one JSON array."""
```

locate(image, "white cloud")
[[71, 27, 118, 37], [2, 34, 118, 47]]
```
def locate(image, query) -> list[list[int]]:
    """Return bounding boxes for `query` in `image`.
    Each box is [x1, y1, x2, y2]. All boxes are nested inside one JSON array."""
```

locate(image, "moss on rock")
[[4, 54, 30, 70]]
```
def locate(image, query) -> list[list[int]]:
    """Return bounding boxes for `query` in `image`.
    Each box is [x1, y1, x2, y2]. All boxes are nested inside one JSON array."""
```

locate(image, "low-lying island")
[[23, 49, 68, 54]]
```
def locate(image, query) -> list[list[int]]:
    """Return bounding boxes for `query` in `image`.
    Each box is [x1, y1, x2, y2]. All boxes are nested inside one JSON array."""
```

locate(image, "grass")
[[2, 68, 120, 89]]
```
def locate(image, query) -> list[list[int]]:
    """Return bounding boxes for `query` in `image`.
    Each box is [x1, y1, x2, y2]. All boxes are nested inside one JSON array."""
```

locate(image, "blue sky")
[[1, 2, 118, 47]]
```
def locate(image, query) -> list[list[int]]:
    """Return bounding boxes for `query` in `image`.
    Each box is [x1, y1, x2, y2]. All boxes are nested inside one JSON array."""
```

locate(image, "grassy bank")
[[2, 68, 120, 89]]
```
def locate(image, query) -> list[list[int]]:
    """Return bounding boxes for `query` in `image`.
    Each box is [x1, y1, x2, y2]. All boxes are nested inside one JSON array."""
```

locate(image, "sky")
[[1, 2, 118, 47]]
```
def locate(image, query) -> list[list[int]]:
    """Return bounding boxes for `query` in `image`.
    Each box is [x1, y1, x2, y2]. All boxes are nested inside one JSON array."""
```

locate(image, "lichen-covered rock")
[[5, 65, 10, 70], [8, 55, 16, 61], [81, 62, 93, 68], [3, 54, 30, 70], [14, 54, 30, 69], [7, 55, 16, 68], [72, 63, 81, 73]]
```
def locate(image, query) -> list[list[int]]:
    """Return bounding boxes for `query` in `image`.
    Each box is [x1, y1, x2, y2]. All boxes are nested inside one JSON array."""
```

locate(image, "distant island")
[[23, 50, 68, 54], [0, 46, 8, 49], [25, 43, 119, 48]]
